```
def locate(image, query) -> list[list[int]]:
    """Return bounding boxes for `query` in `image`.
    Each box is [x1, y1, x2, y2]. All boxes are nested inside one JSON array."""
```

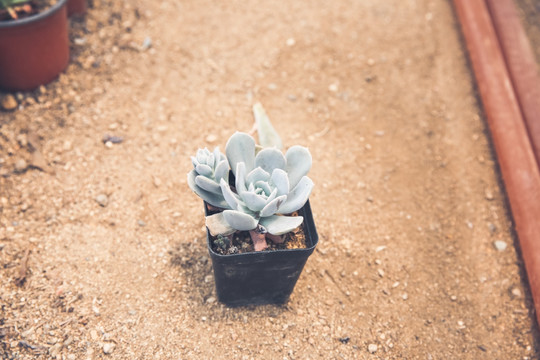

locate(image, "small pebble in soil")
[[494, 240, 507, 251], [206, 134, 217, 143], [339, 337, 350, 344], [95, 194, 109, 207], [286, 38, 295, 46], [1, 94, 17, 111], [141, 36, 152, 51], [103, 342, 115, 354], [510, 287, 522, 298], [102, 134, 124, 144], [484, 188, 494, 200], [368, 344, 378, 353], [14, 158, 27, 173], [137, 220, 146, 227]]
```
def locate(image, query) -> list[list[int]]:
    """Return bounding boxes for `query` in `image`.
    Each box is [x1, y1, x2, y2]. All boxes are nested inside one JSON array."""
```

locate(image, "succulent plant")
[[187, 147, 230, 209], [188, 103, 314, 251], [204, 132, 313, 250]]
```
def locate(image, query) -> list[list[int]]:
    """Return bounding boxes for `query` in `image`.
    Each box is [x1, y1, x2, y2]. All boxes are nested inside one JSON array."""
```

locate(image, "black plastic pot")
[[206, 200, 318, 306]]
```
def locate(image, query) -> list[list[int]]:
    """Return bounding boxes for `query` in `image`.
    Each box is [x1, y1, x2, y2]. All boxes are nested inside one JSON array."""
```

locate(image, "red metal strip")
[[453, 0, 540, 324], [486, 0, 540, 169]]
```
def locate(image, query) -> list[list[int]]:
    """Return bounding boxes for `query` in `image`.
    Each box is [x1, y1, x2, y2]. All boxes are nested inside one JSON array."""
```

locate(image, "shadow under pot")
[[206, 200, 319, 307], [0, 0, 69, 91]]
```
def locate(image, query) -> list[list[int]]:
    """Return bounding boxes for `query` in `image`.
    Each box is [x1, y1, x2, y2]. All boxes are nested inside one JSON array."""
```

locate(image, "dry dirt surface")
[[1, 0, 539, 359]]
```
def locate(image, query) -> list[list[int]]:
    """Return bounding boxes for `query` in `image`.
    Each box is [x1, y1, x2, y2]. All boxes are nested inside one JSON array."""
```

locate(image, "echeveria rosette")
[[205, 132, 313, 250], [187, 147, 230, 209]]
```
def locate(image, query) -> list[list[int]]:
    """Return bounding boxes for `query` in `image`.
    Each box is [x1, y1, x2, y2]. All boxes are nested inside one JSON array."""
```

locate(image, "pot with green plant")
[[0, 0, 69, 91], [188, 103, 319, 306]]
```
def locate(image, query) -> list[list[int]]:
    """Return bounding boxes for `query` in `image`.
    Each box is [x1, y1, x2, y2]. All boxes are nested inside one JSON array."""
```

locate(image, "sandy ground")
[[1, 0, 539, 359]]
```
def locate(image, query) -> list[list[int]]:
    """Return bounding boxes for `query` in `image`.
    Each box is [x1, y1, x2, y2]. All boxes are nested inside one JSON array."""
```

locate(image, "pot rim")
[[207, 232, 318, 258], [0, 0, 67, 29]]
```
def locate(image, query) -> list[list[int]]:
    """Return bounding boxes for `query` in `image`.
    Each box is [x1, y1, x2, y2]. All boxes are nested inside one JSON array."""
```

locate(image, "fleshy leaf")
[[235, 163, 247, 194], [196, 149, 208, 164], [270, 168, 289, 196], [223, 210, 259, 231], [254, 180, 272, 196], [220, 178, 241, 210], [214, 160, 229, 183], [195, 164, 212, 177], [277, 176, 313, 214], [255, 148, 286, 175], [240, 191, 268, 212], [195, 175, 222, 195], [205, 212, 236, 236], [187, 170, 229, 208], [246, 167, 270, 184], [260, 195, 287, 217], [253, 103, 283, 150], [226, 132, 256, 176], [285, 146, 312, 189], [260, 215, 304, 235]]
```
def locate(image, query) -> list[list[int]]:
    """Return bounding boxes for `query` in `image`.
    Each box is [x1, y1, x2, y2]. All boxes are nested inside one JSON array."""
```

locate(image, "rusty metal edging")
[[453, 0, 540, 325], [486, 0, 540, 169]]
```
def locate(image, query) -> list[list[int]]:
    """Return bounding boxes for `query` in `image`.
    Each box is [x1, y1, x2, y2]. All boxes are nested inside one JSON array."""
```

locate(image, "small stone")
[[511, 287, 522, 298], [206, 134, 217, 143], [377, 269, 385, 277], [367, 58, 375, 66], [494, 240, 507, 251], [63, 140, 73, 151], [103, 342, 115, 354], [74, 37, 87, 46], [206, 296, 216, 304], [1, 94, 18, 111], [328, 83, 338, 92], [14, 158, 27, 173], [286, 38, 295, 46], [95, 194, 108, 207], [488, 223, 497, 233], [287, 94, 297, 101], [402, 293, 409, 300], [368, 344, 378, 353], [485, 189, 494, 200], [137, 220, 146, 227]]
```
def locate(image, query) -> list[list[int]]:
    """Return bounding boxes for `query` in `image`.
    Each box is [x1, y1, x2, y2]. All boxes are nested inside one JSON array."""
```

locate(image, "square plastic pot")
[[206, 200, 318, 306]]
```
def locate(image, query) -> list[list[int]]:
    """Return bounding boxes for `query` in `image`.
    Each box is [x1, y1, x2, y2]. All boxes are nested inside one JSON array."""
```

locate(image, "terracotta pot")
[[67, 0, 86, 17], [0, 0, 69, 91]]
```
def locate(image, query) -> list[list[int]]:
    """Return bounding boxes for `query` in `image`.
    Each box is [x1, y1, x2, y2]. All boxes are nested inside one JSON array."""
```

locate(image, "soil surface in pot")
[[0, 0, 58, 21], [1, 0, 540, 359], [210, 223, 307, 255]]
